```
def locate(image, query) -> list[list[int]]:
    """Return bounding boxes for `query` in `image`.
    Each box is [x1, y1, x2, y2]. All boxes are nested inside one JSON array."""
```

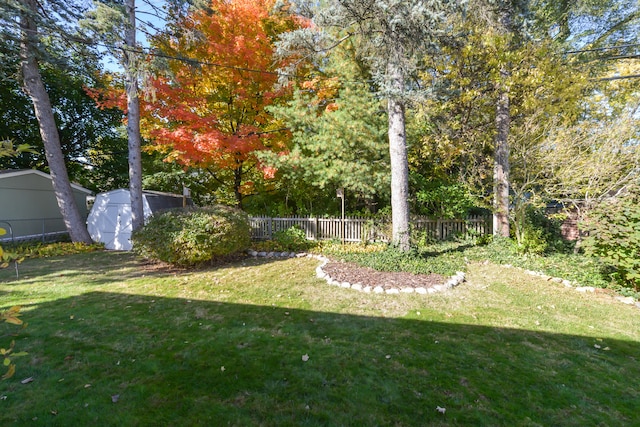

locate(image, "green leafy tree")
[[276, 0, 454, 250], [0, 0, 93, 243], [583, 186, 640, 291], [413, 1, 598, 243], [264, 42, 390, 212], [0, 40, 129, 192]]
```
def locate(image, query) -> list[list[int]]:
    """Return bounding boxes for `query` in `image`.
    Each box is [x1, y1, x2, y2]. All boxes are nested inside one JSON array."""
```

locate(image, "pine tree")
[[1, 0, 93, 243], [276, 0, 453, 250]]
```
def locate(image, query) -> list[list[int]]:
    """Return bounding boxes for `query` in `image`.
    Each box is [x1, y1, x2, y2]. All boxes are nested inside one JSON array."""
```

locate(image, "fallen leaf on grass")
[[302, 354, 309, 362], [436, 406, 446, 414], [21, 377, 34, 384], [111, 394, 119, 403]]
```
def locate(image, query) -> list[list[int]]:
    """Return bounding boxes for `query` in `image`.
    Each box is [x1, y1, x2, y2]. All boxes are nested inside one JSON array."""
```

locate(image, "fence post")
[[267, 217, 272, 240], [314, 217, 318, 241]]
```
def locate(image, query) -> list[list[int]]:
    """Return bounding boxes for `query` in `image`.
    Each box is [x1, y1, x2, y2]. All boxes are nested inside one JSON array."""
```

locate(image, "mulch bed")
[[322, 260, 445, 290]]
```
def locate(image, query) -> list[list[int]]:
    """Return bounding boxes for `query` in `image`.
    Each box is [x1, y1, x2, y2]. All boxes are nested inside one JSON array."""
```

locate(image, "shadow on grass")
[[2, 290, 639, 426], [418, 242, 476, 259], [0, 251, 298, 290]]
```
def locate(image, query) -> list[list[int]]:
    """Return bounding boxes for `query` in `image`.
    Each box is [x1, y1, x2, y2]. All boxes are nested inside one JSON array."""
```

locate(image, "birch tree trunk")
[[387, 60, 411, 251], [19, 0, 92, 244], [124, 0, 144, 232]]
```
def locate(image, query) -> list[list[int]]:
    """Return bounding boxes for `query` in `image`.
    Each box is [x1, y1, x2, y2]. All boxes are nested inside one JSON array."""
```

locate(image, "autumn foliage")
[[142, 0, 302, 207]]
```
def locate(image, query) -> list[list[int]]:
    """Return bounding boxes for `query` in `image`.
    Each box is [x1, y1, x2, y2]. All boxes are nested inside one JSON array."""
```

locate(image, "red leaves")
[[140, 0, 298, 184]]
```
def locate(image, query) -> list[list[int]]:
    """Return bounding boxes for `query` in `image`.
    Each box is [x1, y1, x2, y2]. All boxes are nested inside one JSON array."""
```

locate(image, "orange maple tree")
[[140, 0, 303, 208]]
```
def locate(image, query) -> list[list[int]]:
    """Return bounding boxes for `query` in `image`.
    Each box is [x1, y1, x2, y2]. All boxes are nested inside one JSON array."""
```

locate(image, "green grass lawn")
[[1, 250, 639, 426]]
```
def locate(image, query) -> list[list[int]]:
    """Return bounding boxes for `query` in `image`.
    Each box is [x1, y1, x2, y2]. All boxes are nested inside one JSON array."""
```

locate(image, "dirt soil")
[[322, 261, 445, 290]]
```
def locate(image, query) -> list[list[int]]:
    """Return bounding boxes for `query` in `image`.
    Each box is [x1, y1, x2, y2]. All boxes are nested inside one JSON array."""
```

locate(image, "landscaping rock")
[[575, 286, 596, 293], [615, 296, 636, 305]]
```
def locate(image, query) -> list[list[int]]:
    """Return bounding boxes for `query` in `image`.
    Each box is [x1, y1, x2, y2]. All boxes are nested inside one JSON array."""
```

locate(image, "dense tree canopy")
[[2, 0, 639, 253], [0, 0, 96, 243], [0, 40, 128, 192], [140, 0, 300, 208], [264, 41, 390, 211]]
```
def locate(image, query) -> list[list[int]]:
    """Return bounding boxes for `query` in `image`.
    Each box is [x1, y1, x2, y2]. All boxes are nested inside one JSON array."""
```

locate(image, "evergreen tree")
[[264, 41, 390, 211], [1, 0, 93, 243], [276, 0, 453, 250]]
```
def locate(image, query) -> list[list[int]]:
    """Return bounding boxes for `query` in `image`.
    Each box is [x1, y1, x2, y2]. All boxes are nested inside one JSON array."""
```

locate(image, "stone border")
[[247, 250, 465, 295], [246, 249, 639, 307], [505, 264, 640, 309]]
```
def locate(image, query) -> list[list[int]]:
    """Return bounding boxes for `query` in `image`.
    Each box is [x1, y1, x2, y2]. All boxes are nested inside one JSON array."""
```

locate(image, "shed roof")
[[0, 169, 92, 194]]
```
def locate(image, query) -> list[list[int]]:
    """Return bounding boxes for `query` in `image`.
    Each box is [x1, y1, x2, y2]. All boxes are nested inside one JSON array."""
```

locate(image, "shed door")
[[111, 204, 134, 251]]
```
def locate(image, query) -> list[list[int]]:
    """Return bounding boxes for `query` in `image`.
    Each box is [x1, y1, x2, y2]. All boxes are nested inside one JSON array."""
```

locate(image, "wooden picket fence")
[[249, 215, 492, 242]]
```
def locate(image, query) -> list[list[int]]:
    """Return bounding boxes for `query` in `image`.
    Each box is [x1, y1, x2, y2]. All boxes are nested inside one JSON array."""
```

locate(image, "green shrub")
[[273, 226, 311, 252], [410, 173, 477, 219], [582, 191, 640, 290], [512, 205, 569, 255], [9, 242, 104, 259], [132, 205, 250, 266]]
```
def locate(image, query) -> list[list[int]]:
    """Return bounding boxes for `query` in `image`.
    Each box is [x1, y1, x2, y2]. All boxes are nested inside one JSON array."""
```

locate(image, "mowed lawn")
[[1, 250, 639, 426]]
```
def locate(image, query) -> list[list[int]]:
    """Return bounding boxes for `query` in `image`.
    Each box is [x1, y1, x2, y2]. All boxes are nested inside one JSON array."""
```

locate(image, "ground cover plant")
[[319, 238, 629, 297], [1, 249, 639, 425]]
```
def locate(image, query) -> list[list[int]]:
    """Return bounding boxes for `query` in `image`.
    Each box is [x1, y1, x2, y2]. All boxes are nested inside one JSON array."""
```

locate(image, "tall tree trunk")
[[234, 165, 244, 210], [19, 0, 92, 244], [493, 72, 510, 238], [387, 60, 410, 251], [124, 0, 144, 232], [493, 3, 515, 238]]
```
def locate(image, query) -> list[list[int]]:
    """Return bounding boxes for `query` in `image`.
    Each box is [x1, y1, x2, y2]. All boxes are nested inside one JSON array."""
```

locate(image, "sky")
[[100, 0, 167, 72]]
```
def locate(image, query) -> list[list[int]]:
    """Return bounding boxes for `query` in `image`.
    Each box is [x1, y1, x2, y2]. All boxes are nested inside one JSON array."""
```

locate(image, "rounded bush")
[[132, 205, 250, 266]]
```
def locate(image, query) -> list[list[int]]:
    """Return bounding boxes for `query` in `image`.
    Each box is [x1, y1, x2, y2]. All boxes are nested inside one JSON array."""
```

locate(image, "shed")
[[0, 169, 92, 242], [87, 189, 191, 250]]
